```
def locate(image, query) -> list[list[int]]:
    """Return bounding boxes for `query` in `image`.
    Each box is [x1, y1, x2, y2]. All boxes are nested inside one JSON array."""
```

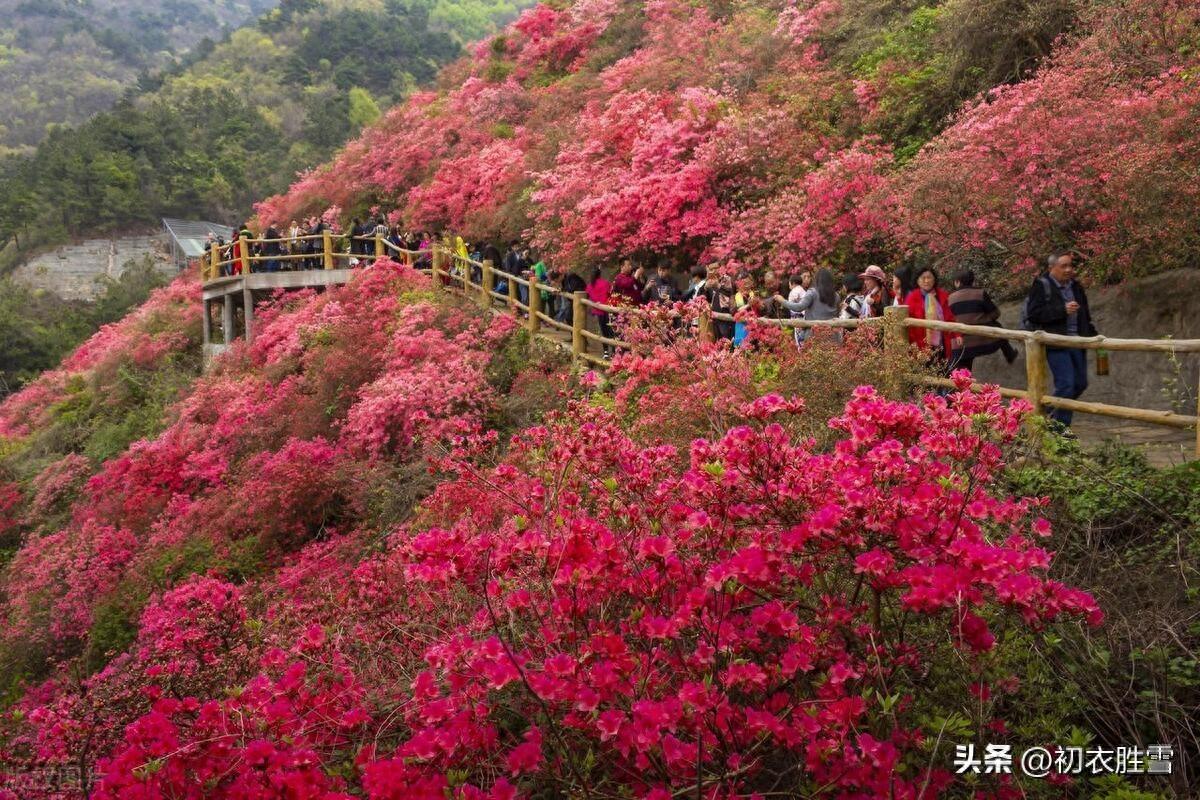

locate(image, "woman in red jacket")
[[611, 258, 643, 306], [904, 267, 957, 366]]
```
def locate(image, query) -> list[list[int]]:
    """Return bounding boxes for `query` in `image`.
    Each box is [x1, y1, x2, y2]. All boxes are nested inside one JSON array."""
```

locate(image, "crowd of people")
[[478, 247, 1096, 429], [201, 218, 437, 276], [202, 221, 1097, 430]]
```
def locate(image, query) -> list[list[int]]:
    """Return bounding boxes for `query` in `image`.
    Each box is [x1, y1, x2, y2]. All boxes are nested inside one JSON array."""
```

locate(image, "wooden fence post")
[[883, 306, 910, 394], [528, 275, 541, 338], [241, 238, 253, 275], [481, 260, 495, 309], [322, 229, 334, 270], [209, 245, 219, 281], [1025, 336, 1050, 419], [507, 270, 517, 310], [431, 247, 444, 295], [698, 308, 713, 343], [375, 234, 385, 260], [572, 291, 585, 360]]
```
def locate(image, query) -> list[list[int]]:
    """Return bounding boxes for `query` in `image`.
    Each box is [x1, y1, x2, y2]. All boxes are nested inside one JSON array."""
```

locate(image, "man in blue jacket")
[[1026, 252, 1098, 428]]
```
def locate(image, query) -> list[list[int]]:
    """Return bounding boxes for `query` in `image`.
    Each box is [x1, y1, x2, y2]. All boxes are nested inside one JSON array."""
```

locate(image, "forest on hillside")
[[0, 0, 276, 157], [260, 0, 1200, 290], [0, 0, 524, 268]]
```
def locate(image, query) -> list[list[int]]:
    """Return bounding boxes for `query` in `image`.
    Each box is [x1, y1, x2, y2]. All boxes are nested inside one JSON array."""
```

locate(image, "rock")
[[10, 233, 178, 301]]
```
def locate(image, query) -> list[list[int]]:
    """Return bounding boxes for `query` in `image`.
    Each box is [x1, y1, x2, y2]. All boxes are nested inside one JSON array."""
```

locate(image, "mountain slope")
[[0, 261, 1118, 797], [0, 0, 276, 157], [258, 0, 1199, 287], [0, 0, 525, 266]]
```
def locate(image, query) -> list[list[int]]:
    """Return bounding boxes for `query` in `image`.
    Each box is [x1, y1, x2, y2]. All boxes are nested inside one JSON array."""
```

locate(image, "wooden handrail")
[[902, 317, 1200, 352], [198, 229, 1199, 455]]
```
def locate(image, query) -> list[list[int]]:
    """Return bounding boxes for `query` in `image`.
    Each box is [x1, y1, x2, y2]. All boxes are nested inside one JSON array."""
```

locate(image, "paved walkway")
[[1073, 417, 1195, 468]]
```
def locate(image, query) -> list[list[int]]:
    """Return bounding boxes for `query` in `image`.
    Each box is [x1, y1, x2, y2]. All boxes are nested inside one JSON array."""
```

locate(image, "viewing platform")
[[198, 231, 419, 364]]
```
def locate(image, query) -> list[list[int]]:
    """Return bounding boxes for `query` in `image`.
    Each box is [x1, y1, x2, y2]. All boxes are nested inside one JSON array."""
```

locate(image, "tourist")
[[947, 269, 1018, 373], [858, 265, 890, 318], [775, 268, 837, 346], [478, 241, 502, 292], [305, 218, 323, 270], [891, 265, 914, 307], [612, 259, 642, 306], [642, 262, 680, 305], [526, 251, 550, 308], [262, 224, 283, 272], [703, 270, 735, 341], [1026, 252, 1097, 429], [632, 263, 647, 294], [904, 267, 957, 367], [288, 219, 302, 260], [682, 265, 707, 302], [503, 241, 526, 305], [230, 231, 246, 275], [552, 269, 587, 325], [732, 273, 757, 348], [586, 267, 615, 358], [839, 273, 865, 320], [759, 271, 789, 321], [387, 225, 405, 256]]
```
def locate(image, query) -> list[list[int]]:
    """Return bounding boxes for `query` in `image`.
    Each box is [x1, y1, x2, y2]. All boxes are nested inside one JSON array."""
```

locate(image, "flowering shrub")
[[532, 88, 728, 263], [252, 0, 1198, 285], [0, 261, 520, 709], [894, 0, 1200, 284], [56, 373, 1100, 799]]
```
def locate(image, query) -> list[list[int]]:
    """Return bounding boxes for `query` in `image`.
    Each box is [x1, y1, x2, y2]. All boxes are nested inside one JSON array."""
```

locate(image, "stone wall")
[[9, 233, 179, 301], [968, 269, 1200, 414]]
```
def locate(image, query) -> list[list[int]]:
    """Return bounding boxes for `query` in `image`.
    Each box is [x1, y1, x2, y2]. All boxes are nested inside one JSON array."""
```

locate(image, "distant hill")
[[0, 0, 525, 269], [0, 0, 277, 157]]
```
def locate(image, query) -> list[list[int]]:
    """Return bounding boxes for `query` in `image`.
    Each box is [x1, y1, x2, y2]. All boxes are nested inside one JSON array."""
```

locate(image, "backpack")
[[1020, 275, 1054, 331]]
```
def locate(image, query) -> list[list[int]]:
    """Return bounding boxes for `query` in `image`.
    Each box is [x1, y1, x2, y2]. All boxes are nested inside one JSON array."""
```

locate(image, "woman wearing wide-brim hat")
[[857, 264, 891, 318]]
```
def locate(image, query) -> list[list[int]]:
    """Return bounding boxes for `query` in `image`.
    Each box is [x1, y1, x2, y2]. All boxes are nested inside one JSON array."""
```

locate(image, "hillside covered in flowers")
[[258, 0, 1200, 288], [0, 259, 1150, 797]]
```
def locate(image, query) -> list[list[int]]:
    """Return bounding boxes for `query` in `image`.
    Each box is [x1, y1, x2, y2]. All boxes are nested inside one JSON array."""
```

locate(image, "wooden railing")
[[198, 236, 1198, 455], [198, 232, 423, 281], [420, 245, 1200, 457]]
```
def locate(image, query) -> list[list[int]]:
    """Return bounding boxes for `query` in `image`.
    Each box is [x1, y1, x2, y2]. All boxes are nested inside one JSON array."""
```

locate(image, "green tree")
[[348, 87, 382, 130]]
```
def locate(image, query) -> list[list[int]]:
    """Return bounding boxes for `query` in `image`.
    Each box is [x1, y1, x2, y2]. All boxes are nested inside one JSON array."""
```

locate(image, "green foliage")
[[84, 593, 141, 674], [1001, 438, 1200, 795], [348, 87, 383, 130], [0, 0, 525, 257], [0, 257, 169, 394], [827, 0, 1080, 159], [0, 0, 277, 156]]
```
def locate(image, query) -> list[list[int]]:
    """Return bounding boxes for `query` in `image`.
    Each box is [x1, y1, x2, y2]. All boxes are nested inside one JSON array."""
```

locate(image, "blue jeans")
[[1045, 347, 1087, 427], [555, 297, 573, 325]]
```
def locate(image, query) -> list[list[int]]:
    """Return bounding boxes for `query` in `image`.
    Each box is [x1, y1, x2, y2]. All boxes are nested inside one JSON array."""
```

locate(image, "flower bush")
[[24, 372, 1099, 800], [253, 0, 1198, 285]]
